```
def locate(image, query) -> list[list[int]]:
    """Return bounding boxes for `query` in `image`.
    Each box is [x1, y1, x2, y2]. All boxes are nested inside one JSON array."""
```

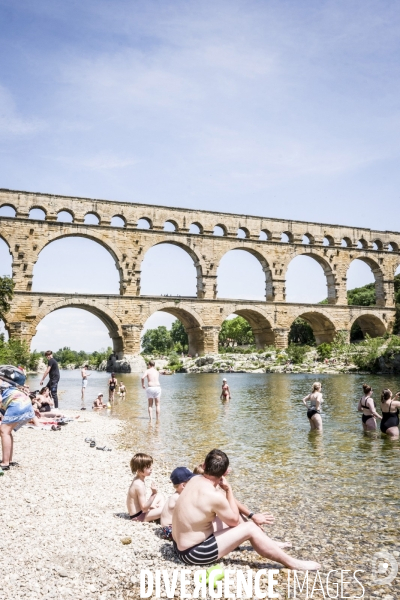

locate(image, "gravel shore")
[[1, 411, 395, 600]]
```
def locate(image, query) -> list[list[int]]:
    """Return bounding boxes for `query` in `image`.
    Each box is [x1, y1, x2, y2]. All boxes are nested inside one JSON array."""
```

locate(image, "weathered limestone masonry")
[[1, 188, 399, 357]]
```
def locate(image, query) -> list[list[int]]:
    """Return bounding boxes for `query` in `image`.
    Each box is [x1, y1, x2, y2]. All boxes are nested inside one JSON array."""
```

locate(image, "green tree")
[[219, 316, 254, 347], [141, 326, 173, 354], [0, 275, 14, 323], [171, 320, 188, 349], [288, 318, 316, 345], [347, 283, 376, 306]]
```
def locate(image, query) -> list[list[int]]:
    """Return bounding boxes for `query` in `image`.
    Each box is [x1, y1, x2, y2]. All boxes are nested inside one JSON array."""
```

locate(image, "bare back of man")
[[141, 362, 162, 420], [172, 452, 320, 570]]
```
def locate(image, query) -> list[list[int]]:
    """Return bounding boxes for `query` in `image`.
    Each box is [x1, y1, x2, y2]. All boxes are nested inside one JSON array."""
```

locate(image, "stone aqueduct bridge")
[[1, 188, 399, 356]]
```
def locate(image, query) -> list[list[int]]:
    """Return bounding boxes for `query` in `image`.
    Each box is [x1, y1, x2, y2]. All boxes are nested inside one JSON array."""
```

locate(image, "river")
[[27, 370, 400, 593]]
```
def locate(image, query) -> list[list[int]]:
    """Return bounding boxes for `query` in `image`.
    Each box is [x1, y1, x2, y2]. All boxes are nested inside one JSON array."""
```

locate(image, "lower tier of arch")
[[5, 292, 397, 356]]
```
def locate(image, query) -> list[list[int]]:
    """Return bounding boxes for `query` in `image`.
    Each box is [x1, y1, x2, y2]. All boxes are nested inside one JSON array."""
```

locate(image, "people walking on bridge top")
[[40, 350, 60, 408], [141, 360, 161, 420]]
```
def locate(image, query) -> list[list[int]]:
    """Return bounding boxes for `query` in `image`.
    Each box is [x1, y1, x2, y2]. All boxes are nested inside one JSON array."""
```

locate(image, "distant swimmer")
[[302, 382, 323, 432], [380, 389, 400, 439], [141, 360, 161, 420], [357, 384, 381, 431], [220, 378, 231, 401]]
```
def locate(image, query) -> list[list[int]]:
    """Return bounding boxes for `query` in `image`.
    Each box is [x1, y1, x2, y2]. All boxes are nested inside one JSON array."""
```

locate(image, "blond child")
[[127, 453, 165, 521]]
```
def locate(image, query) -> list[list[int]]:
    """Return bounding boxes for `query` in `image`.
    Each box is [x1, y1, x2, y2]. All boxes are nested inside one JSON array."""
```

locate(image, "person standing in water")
[[357, 384, 381, 431], [80, 364, 90, 410], [380, 389, 400, 438], [302, 382, 323, 431], [220, 378, 231, 401], [108, 372, 118, 405], [141, 360, 161, 420]]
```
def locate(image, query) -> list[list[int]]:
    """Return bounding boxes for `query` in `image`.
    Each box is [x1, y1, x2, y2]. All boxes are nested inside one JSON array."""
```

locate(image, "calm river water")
[[27, 370, 400, 592]]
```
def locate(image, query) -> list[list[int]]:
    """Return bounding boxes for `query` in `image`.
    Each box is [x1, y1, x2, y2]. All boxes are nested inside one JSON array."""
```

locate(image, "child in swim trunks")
[[160, 467, 195, 540], [127, 453, 165, 522]]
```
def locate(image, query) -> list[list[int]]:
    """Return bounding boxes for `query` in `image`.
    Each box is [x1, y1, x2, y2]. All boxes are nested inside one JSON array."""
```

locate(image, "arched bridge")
[[1, 188, 399, 355]]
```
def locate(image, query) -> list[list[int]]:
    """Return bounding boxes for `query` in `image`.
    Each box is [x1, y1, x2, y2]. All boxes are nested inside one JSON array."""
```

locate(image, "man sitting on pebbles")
[[92, 393, 105, 409], [172, 448, 321, 570], [127, 453, 165, 522]]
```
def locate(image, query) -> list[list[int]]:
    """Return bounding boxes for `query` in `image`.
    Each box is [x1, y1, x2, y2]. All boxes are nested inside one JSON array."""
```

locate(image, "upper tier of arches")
[[1, 194, 400, 253]]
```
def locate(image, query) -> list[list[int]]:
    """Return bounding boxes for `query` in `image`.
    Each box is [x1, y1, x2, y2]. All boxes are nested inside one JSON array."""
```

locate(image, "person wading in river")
[[172, 448, 321, 570], [357, 384, 381, 432], [141, 360, 161, 420], [108, 373, 117, 406], [302, 382, 323, 432]]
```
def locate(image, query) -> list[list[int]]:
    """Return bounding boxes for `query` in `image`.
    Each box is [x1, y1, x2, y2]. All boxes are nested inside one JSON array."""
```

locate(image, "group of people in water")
[[302, 381, 400, 438], [126, 449, 321, 570]]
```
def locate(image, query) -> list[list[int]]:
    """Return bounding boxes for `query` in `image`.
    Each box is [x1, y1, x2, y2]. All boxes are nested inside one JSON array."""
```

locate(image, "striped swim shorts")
[[173, 534, 219, 565]]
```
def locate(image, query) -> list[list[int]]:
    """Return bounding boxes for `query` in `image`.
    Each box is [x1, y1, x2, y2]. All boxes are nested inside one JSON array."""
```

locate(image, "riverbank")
[[0, 411, 297, 599], [2, 406, 399, 599]]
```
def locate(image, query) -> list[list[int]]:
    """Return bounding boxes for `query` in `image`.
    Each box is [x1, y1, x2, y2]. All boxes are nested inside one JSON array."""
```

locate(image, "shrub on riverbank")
[[0, 335, 41, 371]]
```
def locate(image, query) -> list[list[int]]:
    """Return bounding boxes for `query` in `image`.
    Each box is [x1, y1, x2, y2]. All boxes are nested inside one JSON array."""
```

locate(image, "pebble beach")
[[2, 408, 399, 600]]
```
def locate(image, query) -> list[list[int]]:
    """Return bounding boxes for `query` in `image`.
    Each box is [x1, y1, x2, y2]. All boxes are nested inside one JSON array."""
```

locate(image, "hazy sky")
[[1, 1, 399, 350]]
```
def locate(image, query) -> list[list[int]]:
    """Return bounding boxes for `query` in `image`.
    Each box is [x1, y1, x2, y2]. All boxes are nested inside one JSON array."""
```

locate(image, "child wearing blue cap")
[[160, 467, 195, 540]]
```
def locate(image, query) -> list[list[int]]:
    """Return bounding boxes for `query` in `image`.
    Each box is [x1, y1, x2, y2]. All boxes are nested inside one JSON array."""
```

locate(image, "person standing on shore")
[[141, 360, 161, 420], [81, 364, 90, 410], [40, 351, 60, 408], [302, 382, 323, 432]]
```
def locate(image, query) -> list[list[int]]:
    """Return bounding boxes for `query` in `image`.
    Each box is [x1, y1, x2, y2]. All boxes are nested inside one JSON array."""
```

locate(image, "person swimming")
[[357, 384, 381, 431], [380, 389, 400, 438], [302, 382, 323, 431]]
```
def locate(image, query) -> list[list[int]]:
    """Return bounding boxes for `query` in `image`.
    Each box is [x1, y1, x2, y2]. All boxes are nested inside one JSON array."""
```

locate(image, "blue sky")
[[0, 1, 399, 350]]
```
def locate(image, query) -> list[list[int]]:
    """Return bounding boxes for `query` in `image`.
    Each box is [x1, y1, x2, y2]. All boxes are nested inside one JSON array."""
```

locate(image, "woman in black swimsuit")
[[302, 382, 323, 431], [108, 373, 118, 405], [380, 389, 400, 438], [357, 384, 381, 431]]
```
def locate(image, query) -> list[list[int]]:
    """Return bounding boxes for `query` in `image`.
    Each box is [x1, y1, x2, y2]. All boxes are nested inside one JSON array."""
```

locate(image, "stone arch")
[[111, 214, 126, 227], [217, 247, 274, 301], [163, 219, 179, 232], [57, 209, 74, 222], [372, 239, 383, 250], [29, 206, 47, 220], [287, 250, 338, 304], [189, 222, 203, 234], [213, 224, 227, 236], [219, 306, 275, 348], [349, 313, 386, 339], [32, 299, 124, 354], [323, 235, 335, 246], [137, 216, 153, 229], [145, 303, 205, 355], [84, 212, 100, 225], [33, 232, 124, 293], [281, 231, 294, 243], [0, 233, 12, 274], [139, 240, 204, 298], [388, 241, 399, 252], [0, 203, 17, 217], [303, 233, 315, 245], [290, 310, 336, 344], [347, 256, 385, 306], [237, 227, 250, 239]]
